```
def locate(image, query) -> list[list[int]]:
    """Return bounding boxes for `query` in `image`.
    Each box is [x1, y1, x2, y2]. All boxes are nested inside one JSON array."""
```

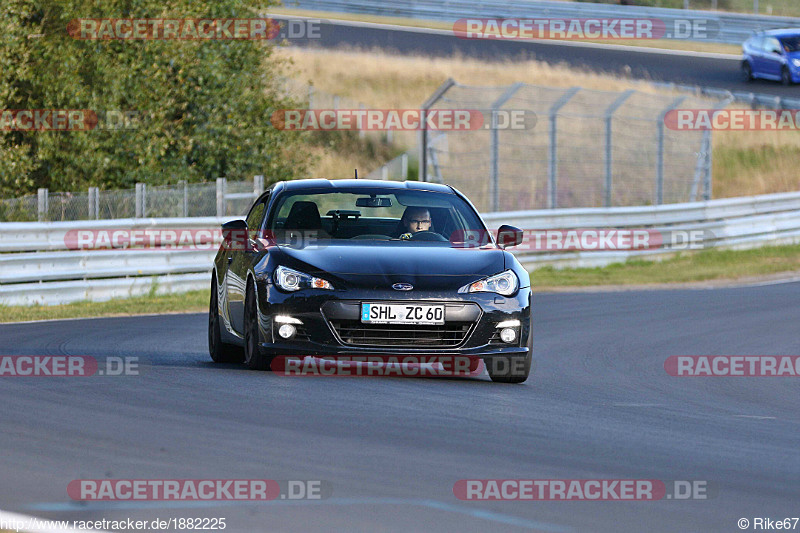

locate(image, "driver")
[[399, 207, 432, 240]]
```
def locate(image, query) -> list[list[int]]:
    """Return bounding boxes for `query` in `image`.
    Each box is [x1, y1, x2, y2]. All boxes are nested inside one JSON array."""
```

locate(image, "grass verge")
[[532, 243, 800, 287], [0, 290, 208, 324]]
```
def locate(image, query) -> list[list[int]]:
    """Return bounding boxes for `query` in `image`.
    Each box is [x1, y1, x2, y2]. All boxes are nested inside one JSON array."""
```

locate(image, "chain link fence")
[[421, 80, 728, 212], [0, 177, 267, 222]]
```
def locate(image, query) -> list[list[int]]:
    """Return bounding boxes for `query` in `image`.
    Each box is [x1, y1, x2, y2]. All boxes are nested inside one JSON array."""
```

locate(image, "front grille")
[[330, 320, 472, 348]]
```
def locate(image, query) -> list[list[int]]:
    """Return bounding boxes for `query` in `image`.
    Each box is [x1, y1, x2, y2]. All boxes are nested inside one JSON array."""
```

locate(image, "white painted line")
[[733, 415, 776, 420], [268, 13, 741, 60], [0, 509, 109, 533]]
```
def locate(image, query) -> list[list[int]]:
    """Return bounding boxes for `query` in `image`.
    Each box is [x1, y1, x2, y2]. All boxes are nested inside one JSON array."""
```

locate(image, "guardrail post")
[[37, 188, 48, 222], [656, 96, 686, 205], [135, 182, 146, 218], [216, 178, 227, 217], [88, 187, 99, 219], [254, 175, 264, 196], [603, 90, 635, 208], [548, 87, 580, 209], [419, 78, 456, 182], [401, 153, 408, 180], [489, 83, 524, 212]]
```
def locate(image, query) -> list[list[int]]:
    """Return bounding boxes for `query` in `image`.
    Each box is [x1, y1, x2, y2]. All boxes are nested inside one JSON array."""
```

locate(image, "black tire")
[[741, 62, 753, 83], [243, 279, 274, 371], [781, 66, 792, 86], [484, 326, 533, 384], [208, 277, 244, 363]]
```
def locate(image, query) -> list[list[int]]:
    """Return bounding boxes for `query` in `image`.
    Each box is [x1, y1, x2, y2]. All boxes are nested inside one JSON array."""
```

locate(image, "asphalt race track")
[[2, 282, 799, 532], [283, 18, 800, 98]]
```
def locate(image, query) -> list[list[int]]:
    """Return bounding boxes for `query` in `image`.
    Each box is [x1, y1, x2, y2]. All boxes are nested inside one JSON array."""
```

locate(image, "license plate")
[[361, 303, 445, 325]]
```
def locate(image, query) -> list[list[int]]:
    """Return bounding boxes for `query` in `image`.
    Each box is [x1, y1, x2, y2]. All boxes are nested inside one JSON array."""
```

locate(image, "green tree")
[[0, 0, 307, 196]]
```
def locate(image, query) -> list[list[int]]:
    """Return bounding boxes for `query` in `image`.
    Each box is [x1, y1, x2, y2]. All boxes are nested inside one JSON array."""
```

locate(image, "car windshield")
[[780, 36, 800, 52], [265, 187, 490, 244]]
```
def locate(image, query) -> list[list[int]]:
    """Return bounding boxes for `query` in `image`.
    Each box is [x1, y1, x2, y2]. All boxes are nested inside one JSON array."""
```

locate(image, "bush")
[[0, 0, 308, 197]]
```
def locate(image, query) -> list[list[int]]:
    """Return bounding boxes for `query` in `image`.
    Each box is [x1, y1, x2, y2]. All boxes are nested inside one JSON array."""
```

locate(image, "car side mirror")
[[222, 219, 248, 251], [497, 225, 523, 249]]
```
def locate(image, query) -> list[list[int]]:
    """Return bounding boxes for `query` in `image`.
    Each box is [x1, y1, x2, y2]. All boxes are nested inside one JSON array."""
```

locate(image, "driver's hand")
[[400, 233, 412, 240]]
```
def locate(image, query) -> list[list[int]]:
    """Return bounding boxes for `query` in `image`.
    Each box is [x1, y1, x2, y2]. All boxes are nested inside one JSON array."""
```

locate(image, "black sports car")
[[208, 179, 533, 383]]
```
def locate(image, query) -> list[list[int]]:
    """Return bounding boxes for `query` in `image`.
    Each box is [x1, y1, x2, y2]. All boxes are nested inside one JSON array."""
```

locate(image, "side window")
[[245, 200, 267, 236], [765, 38, 781, 54]]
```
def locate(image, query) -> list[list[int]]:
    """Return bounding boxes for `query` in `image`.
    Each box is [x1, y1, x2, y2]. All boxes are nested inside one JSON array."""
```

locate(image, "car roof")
[[279, 178, 454, 194], [756, 28, 800, 38]]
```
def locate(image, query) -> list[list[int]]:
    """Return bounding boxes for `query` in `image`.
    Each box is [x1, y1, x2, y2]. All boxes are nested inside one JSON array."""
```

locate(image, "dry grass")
[[278, 46, 800, 198]]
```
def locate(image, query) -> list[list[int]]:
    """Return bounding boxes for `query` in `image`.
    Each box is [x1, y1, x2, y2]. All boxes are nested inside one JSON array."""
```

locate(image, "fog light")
[[278, 324, 296, 339], [500, 327, 517, 344]]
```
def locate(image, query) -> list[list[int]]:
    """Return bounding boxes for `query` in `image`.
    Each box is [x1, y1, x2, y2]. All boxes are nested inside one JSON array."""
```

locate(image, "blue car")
[[742, 29, 800, 85]]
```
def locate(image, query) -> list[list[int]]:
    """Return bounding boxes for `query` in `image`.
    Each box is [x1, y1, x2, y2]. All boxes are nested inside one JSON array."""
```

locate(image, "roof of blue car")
[[282, 179, 454, 193], [759, 28, 800, 37]]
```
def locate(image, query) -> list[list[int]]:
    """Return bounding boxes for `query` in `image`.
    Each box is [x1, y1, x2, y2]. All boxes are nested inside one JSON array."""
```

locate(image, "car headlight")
[[460, 269, 518, 296], [274, 265, 333, 291], [792, 58, 800, 68]]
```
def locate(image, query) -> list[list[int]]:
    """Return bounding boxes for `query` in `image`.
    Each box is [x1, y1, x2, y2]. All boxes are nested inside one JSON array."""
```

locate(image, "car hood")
[[275, 241, 506, 290]]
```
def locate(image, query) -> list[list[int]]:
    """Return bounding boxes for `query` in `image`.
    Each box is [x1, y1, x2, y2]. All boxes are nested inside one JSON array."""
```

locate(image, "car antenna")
[[354, 168, 358, 179]]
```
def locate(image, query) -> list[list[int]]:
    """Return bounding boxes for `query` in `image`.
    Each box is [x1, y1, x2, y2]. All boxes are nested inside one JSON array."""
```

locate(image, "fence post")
[[308, 85, 314, 108], [359, 103, 366, 140], [489, 83, 524, 212], [603, 90, 635, 207], [254, 175, 264, 196], [419, 78, 456, 182], [181, 180, 189, 217], [381, 165, 388, 180], [37, 188, 48, 222], [135, 182, 147, 218], [216, 178, 227, 217], [401, 153, 408, 180], [548, 87, 580, 209], [88, 187, 99, 219], [656, 96, 686, 205]]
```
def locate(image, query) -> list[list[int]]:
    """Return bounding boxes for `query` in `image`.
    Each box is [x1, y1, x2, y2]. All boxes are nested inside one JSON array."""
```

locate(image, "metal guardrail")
[[2, 191, 800, 305], [291, 0, 800, 44]]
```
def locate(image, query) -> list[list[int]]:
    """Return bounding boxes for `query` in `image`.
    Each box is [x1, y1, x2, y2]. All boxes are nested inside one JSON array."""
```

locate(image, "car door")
[[762, 37, 785, 79], [746, 36, 765, 76], [227, 196, 269, 336]]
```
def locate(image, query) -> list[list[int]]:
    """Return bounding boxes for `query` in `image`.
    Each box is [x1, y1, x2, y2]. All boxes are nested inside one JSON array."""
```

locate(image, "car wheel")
[[781, 67, 792, 86], [484, 325, 533, 384], [741, 62, 753, 82], [209, 277, 244, 363], [243, 279, 273, 371]]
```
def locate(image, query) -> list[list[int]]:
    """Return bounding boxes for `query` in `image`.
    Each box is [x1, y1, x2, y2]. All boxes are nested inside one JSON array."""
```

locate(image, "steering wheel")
[[409, 230, 447, 242]]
